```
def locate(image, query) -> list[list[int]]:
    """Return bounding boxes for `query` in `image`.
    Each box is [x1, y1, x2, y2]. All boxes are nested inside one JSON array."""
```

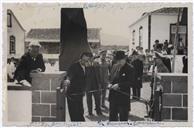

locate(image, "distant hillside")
[[100, 33, 129, 46], [100, 45, 129, 51]]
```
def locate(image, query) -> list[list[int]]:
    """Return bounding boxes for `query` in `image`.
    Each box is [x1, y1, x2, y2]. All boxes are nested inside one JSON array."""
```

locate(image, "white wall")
[[7, 13, 25, 58], [8, 90, 32, 122], [150, 14, 177, 49], [129, 16, 148, 54]]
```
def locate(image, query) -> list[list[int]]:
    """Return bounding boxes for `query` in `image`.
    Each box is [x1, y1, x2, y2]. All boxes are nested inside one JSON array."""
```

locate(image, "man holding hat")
[[108, 50, 135, 121], [14, 41, 45, 85]]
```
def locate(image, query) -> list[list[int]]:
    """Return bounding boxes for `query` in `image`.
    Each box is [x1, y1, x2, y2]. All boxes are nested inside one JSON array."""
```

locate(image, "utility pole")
[[172, 8, 182, 73]]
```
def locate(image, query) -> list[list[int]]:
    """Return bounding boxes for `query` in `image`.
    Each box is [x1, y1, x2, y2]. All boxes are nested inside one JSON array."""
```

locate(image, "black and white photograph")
[[1, 1, 193, 127]]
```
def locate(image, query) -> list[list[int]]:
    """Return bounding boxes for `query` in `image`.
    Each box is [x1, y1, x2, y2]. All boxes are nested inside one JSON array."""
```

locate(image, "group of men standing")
[[12, 41, 144, 122], [64, 49, 144, 121]]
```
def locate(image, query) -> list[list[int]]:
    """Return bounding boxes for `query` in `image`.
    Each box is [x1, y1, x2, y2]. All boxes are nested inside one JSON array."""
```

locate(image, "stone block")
[[161, 80, 171, 93], [41, 92, 56, 103], [183, 95, 188, 107], [161, 107, 171, 120], [32, 116, 41, 122], [172, 108, 188, 120], [32, 91, 40, 103], [32, 104, 50, 116], [51, 105, 56, 116], [41, 117, 56, 122], [163, 94, 182, 107], [32, 78, 50, 90], [172, 80, 187, 93]]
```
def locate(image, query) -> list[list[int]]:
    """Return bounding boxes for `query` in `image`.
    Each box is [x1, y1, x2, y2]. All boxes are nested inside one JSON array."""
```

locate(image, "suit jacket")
[[85, 63, 101, 91], [66, 62, 86, 95], [132, 59, 143, 88], [14, 52, 45, 83], [109, 63, 135, 105], [99, 59, 110, 85]]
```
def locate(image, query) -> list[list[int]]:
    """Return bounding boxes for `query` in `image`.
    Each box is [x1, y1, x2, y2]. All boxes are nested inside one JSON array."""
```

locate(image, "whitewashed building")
[[7, 9, 25, 59], [128, 8, 187, 54]]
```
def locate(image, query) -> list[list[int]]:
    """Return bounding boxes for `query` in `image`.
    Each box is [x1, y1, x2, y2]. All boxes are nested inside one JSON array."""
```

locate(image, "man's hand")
[[108, 83, 112, 89], [63, 79, 71, 86], [20, 80, 31, 87], [110, 84, 120, 90], [31, 68, 42, 73]]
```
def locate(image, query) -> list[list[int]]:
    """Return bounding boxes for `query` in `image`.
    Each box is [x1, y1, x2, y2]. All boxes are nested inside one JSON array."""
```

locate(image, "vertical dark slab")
[[59, 8, 91, 71], [57, 8, 90, 121]]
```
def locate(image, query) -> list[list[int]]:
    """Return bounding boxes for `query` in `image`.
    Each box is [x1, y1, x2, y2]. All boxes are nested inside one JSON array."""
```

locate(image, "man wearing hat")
[[153, 40, 163, 52], [14, 41, 45, 84], [108, 51, 135, 121]]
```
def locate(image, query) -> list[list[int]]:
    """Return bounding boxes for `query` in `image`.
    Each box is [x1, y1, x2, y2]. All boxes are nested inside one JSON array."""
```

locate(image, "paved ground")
[[66, 82, 151, 122]]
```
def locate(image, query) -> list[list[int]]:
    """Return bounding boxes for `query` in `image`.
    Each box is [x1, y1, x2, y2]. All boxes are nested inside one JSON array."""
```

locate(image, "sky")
[[3, 3, 165, 45]]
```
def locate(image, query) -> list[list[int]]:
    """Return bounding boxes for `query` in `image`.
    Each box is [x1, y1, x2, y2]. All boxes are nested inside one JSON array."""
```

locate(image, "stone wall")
[[31, 72, 66, 122], [160, 73, 188, 121]]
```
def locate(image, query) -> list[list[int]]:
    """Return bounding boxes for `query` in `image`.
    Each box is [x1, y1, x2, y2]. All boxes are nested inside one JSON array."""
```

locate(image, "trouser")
[[67, 95, 85, 121], [177, 49, 184, 55], [132, 87, 141, 99], [101, 83, 108, 106], [86, 91, 101, 114], [109, 101, 129, 121]]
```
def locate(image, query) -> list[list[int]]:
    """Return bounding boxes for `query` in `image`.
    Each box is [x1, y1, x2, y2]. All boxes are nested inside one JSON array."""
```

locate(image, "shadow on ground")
[[128, 114, 145, 121], [86, 114, 109, 121]]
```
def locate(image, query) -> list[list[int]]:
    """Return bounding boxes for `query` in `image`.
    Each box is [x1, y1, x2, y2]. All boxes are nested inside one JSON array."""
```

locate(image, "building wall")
[[7, 13, 25, 58], [129, 16, 149, 54], [150, 14, 177, 49], [129, 14, 178, 53]]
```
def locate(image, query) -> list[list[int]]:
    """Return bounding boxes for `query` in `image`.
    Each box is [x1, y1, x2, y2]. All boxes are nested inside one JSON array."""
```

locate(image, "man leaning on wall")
[[14, 41, 45, 86]]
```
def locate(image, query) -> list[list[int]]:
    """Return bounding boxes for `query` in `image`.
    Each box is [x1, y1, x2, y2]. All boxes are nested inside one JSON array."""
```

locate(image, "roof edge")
[[7, 9, 26, 32]]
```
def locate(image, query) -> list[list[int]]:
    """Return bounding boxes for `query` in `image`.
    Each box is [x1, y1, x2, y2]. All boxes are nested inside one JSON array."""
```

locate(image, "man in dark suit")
[[109, 51, 135, 121], [131, 51, 143, 99], [64, 52, 92, 121], [85, 55, 102, 116], [14, 41, 45, 84]]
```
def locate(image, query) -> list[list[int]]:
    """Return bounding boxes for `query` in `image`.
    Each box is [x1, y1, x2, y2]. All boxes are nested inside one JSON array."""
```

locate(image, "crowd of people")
[[152, 39, 187, 55], [7, 40, 188, 121]]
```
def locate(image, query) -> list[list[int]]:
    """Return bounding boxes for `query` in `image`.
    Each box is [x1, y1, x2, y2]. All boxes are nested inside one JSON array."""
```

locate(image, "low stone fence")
[[31, 71, 66, 122], [159, 73, 188, 121]]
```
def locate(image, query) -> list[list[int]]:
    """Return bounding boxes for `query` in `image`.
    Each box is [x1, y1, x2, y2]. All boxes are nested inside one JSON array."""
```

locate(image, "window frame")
[[7, 12, 12, 27], [9, 35, 16, 54], [139, 26, 143, 47], [132, 30, 135, 45]]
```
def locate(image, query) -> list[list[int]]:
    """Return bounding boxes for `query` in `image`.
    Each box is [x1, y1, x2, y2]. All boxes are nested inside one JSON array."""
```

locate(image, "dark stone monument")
[[59, 8, 91, 71], [57, 8, 91, 121]]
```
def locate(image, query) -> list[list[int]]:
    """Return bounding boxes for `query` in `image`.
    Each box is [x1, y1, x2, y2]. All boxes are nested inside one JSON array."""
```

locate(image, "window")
[[10, 36, 16, 54], [132, 30, 135, 45], [7, 11, 12, 27], [139, 26, 143, 47]]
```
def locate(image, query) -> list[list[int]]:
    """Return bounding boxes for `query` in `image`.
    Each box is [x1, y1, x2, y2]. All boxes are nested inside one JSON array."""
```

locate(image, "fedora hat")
[[115, 51, 126, 60]]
